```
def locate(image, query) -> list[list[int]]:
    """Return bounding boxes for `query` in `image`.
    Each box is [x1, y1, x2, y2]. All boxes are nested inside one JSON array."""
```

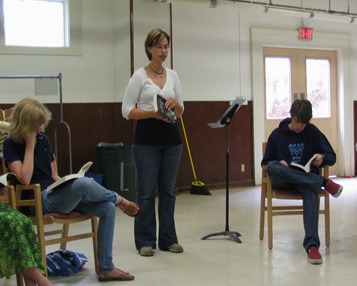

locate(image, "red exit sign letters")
[[299, 27, 313, 41]]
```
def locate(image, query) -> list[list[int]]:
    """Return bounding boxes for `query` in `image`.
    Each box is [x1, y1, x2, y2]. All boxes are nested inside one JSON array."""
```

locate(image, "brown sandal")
[[98, 268, 135, 282], [117, 199, 141, 217]]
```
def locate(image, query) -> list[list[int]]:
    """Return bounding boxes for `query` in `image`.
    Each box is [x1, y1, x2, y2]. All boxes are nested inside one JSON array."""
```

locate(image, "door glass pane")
[[265, 57, 291, 119], [306, 59, 331, 118]]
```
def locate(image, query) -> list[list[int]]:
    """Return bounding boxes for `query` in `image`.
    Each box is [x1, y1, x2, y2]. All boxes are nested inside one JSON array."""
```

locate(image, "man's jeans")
[[266, 160, 325, 250], [133, 144, 182, 250]]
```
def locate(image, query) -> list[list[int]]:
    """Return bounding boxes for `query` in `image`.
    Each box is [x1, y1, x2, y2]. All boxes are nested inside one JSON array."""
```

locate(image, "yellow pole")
[[180, 116, 197, 179]]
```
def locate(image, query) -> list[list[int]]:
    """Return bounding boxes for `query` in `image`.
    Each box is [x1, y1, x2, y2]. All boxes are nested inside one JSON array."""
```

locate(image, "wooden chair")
[[2, 160, 99, 276], [260, 142, 330, 249], [1, 183, 24, 286], [14, 184, 99, 276]]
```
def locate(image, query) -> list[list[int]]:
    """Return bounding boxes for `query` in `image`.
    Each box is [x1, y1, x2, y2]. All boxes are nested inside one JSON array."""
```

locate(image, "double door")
[[263, 47, 338, 175]]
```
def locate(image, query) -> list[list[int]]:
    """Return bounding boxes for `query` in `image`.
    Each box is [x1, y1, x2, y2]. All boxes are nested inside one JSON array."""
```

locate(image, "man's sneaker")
[[159, 243, 184, 253], [325, 180, 343, 198], [168, 243, 184, 253], [307, 246, 323, 264], [139, 246, 154, 257]]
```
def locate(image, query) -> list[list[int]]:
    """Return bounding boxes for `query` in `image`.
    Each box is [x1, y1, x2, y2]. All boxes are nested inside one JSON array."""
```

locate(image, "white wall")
[[0, 0, 118, 104], [2, 0, 357, 104], [172, 2, 240, 101], [1, 0, 357, 178]]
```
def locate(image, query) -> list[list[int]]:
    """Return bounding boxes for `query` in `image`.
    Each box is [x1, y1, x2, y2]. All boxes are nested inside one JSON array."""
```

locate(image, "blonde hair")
[[10, 97, 52, 143], [144, 28, 170, 60]]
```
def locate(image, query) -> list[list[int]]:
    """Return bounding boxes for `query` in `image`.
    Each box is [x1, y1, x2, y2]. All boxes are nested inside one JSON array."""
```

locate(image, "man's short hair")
[[290, 99, 312, 124]]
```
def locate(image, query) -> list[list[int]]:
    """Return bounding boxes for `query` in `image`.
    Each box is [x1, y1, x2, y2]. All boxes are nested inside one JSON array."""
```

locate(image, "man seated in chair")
[[261, 99, 343, 265]]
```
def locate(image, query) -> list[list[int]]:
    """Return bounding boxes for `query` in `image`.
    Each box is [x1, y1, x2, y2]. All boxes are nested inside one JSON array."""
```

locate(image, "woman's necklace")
[[149, 64, 165, 78]]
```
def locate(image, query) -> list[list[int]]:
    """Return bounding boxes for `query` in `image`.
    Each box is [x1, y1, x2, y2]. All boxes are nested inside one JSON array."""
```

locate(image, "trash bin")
[[96, 143, 137, 202]]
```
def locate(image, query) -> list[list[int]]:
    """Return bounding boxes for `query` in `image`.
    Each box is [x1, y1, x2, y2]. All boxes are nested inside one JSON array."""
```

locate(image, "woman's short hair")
[[10, 97, 52, 143], [290, 99, 312, 124], [144, 28, 170, 60]]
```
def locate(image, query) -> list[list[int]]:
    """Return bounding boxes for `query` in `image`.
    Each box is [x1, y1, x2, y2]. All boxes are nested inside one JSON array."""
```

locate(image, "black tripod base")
[[201, 230, 242, 243]]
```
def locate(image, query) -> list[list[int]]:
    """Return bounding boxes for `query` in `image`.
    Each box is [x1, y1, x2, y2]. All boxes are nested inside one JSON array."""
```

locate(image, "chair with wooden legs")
[[2, 160, 99, 277], [13, 183, 99, 276], [260, 142, 330, 249]]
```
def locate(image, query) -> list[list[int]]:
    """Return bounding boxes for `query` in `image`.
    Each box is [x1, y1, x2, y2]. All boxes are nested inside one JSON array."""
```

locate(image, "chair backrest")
[[0, 184, 8, 203], [0, 108, 11, 151]]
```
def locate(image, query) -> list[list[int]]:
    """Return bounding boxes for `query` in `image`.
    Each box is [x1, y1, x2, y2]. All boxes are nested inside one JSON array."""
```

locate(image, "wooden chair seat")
[[44, 211, 84, 219], [260, 142, 330, 249]]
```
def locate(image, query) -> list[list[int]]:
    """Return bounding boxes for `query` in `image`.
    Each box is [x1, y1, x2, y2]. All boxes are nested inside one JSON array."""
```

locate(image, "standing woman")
[[122, 28, 184, 257]]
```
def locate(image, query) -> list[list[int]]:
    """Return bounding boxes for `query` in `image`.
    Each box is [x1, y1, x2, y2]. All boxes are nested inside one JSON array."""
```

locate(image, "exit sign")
[[299, 27, 313, 41]]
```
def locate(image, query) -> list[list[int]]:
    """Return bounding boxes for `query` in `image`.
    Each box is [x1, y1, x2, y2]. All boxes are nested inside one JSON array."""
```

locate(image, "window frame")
[[0, 0, 82, 56]]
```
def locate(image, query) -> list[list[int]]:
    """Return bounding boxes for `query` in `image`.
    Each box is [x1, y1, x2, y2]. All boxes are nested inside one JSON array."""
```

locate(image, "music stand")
[[202, 98, 245, 243]]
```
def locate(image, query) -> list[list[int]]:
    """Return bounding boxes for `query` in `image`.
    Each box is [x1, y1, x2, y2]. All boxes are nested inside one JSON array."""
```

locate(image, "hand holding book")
[[153, 94, 176, 124], [290, 154, 319, 173]]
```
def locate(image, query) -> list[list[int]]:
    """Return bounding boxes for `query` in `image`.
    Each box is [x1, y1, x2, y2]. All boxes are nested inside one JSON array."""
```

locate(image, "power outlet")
[[241, 164, 245, 172]]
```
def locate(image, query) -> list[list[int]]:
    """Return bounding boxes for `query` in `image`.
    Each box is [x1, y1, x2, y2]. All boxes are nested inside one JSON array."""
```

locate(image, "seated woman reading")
[[3, 97, 141, 282]]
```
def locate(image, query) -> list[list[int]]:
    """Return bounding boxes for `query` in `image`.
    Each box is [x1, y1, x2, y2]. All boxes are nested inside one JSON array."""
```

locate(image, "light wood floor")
[[3, 177, 356, 286]]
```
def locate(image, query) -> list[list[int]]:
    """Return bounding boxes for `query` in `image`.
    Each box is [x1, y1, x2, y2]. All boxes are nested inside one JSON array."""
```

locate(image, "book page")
[[290, 154, 318, 173], [0, 173, 16, 187], [0, 174, 8, 187], [78, 161, 93, 176], [46, 161, 93, 193]]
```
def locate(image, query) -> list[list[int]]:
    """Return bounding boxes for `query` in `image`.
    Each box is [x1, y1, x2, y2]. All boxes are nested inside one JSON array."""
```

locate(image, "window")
[[0, 0, 82, 55], [265, 55, 332, 120], [265, 57, 292, 119], [306, 59, 331, 118]]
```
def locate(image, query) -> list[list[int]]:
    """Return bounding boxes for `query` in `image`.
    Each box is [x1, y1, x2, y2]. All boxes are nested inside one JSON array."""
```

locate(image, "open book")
[[153, 94, 176, 124], [0, 172, 16, 187], [46, 161, 93, 193], [290, 154, 318, 173]]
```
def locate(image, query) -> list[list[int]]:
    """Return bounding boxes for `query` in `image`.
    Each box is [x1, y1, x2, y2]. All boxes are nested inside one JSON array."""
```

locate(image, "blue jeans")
[[42, 177, 119, 273], [133, 144, 182, 250], [266, 161, 325, 251]]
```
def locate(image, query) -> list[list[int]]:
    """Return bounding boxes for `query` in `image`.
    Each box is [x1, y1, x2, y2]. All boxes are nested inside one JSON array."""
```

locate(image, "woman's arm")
[[51, 161, 61, 181], [127, 108, 161, 120], [8, 132, 37, 185]]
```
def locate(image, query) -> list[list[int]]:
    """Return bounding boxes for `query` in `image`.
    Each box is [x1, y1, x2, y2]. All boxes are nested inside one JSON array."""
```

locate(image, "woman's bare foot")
[[98, 267, 135, 281], [23, 268, 56, 286], [23, 273, 36, 286], [116, 197, 141, 217]]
